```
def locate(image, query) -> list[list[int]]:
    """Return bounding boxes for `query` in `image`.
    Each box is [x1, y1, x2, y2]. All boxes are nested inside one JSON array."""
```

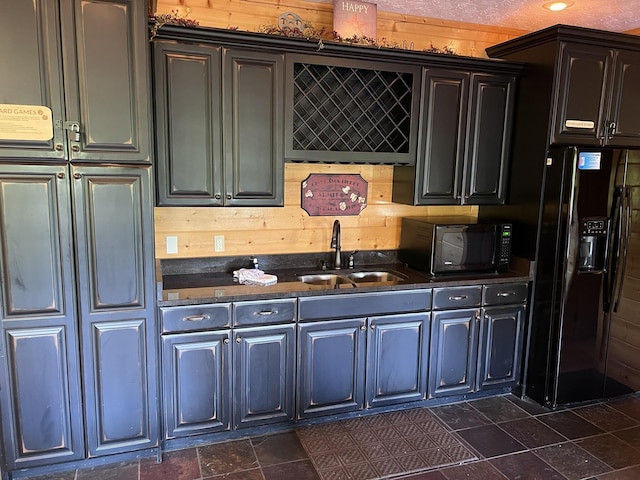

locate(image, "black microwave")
[[399, 217, 512, 275]]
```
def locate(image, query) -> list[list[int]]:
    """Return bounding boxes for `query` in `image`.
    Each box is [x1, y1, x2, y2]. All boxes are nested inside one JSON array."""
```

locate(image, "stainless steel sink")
[[297, 273, 355, 287], [346, 271, 406, 283], [298, 269, 407, 287]]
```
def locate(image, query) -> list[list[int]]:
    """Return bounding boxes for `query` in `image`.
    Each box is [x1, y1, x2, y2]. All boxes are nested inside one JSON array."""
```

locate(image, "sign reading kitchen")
[[333, 0, 377, 39], [301, 174, 368, 216]]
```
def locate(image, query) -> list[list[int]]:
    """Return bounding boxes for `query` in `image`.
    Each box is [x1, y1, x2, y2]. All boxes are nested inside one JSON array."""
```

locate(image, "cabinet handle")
[[360, 325, 367, 331], [214, 193, 222, 200], [223, 338, 230, 344], [73, 173, 81, 180], [497, 291, 515, 297], [57, 172, 65, 179], [235, 337, 242, 344], [226, 194, 232, 200], [448, 295, 468, 301], [183, 314, 210, 322], [370, 324, 376, 330], [254, 310, 278, 316], [72, 145, 80, 152], [55, 144, 63, 151], [608, 121, 617, 139]]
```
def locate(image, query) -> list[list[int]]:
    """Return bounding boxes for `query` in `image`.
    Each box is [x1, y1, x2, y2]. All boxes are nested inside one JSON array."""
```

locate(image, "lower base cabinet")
[[233, 324, 295, 428], [477, 305, 526, 390], [297, 318, 367, 419], [162, 331, 231, 439]]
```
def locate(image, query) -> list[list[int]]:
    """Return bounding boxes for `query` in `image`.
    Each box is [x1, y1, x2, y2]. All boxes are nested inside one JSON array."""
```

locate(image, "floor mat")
[[296, 407, 477, 479]]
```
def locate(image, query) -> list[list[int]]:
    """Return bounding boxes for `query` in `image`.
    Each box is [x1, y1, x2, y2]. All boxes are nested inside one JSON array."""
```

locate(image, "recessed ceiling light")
[[542, 1, 574, 11]]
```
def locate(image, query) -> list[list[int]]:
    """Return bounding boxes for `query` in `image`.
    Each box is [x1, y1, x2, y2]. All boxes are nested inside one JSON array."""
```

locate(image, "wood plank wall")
[[155, 164, 476, 258], [608, 150, 640, 390], [152, 0, 523, 260]]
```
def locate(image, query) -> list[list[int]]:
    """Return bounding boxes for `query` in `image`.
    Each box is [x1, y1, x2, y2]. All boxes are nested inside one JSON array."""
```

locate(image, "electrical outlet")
[[214, 235, 225, 252], [166, 236, 178, 254]]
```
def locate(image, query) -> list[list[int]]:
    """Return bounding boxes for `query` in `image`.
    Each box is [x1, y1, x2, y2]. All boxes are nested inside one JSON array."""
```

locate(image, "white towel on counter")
[[233, 268, 278, 286]]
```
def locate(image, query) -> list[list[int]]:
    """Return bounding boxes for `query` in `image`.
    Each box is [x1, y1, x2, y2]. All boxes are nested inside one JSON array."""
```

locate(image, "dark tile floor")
[[22, 393, 640, 480]]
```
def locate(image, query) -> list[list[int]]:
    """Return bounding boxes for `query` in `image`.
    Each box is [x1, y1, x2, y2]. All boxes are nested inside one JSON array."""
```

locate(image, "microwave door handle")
[[613, 187, 631, 312]]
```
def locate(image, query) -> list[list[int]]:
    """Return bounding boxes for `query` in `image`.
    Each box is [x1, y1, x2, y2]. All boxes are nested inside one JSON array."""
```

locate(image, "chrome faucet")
[[331, 219, 341, 269]]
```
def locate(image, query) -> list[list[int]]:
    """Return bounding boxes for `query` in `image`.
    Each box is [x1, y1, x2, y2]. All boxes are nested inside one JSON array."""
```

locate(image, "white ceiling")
[[324, 0, 640, 33]]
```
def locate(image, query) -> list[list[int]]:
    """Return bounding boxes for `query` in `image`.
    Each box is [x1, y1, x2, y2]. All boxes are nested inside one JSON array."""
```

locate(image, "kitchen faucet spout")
[[331, 219, 341, 269]]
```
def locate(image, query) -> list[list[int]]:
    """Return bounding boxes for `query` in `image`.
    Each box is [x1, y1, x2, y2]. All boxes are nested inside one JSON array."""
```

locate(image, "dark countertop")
[[156, 252, 534, 307]]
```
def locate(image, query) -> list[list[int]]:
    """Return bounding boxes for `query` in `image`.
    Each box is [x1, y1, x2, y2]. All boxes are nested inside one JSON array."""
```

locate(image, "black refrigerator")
[[524, 146, 636, 407]]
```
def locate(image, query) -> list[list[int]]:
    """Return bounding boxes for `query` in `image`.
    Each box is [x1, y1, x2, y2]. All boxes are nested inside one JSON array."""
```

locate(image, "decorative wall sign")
[[301, 174, 368, 216], [333, 0, 377, 39]]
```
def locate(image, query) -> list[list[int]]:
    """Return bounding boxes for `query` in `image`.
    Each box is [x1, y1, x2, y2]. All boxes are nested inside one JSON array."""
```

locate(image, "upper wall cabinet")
[[153, 40, 284, 206], [0, 0, 152, 163], [284, 55, 420, 165], [392, 68, 516, 205], [487, 25, 640, 148]]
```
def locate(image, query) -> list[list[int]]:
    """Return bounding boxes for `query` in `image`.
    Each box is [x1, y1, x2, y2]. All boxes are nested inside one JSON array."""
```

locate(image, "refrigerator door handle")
[[603, 189, 621, 313], [612, 187, 631, 312]]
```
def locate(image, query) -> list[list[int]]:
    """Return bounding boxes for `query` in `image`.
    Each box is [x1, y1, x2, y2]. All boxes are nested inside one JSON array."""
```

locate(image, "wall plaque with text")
[[301, 174, 368, 216], [0, 104, 53, 141]]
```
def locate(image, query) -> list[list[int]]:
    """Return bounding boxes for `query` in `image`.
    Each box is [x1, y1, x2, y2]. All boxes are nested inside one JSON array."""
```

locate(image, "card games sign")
[[333, 0, 377, 39], [301, 174, 368, 216]]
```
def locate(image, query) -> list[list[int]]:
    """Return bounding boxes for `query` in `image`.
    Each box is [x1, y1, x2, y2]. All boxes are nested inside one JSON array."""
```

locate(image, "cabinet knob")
[[370, 324, 376, 330], [71, 145, 80, 152], [55, 144, 63, 151], [360, 325, 367, 331], [235, 337, 241, 344], [223, 338, 230, 344], [226, 194, 232, 200], [214, 193, 222, 200], [73, 173, 81, 180], [57, 172, 65, 179]]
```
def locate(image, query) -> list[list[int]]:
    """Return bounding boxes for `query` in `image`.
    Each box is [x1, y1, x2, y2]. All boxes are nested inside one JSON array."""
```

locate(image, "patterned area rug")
[[296, 407, 477, 479]]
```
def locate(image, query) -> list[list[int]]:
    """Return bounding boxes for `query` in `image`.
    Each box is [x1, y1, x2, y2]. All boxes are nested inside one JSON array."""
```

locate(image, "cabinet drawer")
[[432, 286, 482, 310], [233, 298, 296, 326], [299, 289, 431, 321], [483, 283, 528, 306], [160, 304, 231, 333]]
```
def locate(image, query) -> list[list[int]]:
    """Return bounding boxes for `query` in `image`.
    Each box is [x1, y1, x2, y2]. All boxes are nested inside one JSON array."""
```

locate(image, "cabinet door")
[[72, 166, 158, 456], [233, 324, 295, 428], [463, 73, 515, 204], [551, 43, 613, 145], [0, 0, 66, 161], [477, 305, 525, 390], [414, 69, 469, 205], [153, 41, 224, 206], [223, 49, 284, 206], [0, 165, 84, 469], [366, 313, 430, 408], [162, 331, 231, 438], [607, 49, 640, 147], [60, 0, 151, 163], [297, 319, 366, 419], [429, 309, 480, 398]]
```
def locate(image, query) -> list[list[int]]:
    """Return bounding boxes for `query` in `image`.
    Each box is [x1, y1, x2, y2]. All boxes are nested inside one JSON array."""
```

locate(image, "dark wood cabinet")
[[72, 166, 158, 457], [233, 324, 295, 428], [551, 43, 640, 146], [429, 309, 480, 397], [0, 164, 157, 468], [0, 0, 151, 163], [162, 330, 231, 438], [297, 318, 367, 419], [392, 68, 516, 205], [486, 26, 640, 154], [366, 313, 430, 408], [0, 165, 84, 470], [153, 40, 284, 206]]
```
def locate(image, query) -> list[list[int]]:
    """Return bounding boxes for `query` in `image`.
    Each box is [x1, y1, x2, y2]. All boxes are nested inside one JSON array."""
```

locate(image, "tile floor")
[[21, 393, 640, 480]]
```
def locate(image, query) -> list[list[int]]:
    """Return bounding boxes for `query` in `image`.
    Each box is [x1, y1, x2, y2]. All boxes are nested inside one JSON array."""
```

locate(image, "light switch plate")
[[214, 235, 225, 252]]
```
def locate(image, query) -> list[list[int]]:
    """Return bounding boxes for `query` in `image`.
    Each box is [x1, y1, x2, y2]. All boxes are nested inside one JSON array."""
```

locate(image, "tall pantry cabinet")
[[0, 0, 157, 472]]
